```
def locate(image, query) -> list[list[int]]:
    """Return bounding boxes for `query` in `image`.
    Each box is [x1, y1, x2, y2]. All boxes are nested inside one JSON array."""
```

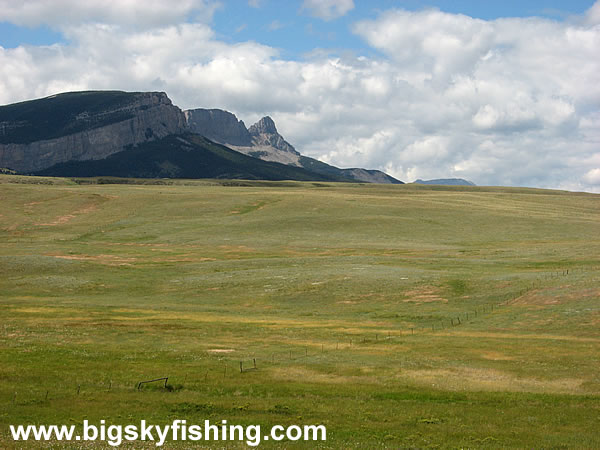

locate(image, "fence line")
[[211, 269, 572, 377], [7, 269, 571, 405], [214, 269, 572, 373]]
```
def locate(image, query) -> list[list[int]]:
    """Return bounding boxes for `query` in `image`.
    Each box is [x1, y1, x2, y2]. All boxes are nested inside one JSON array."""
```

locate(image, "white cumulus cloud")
[[583, 168, 600, 185], [0, 3, 599, 191], [0, 0, 220, 28], [302, 0, 354, 21], [584, 1, 600, 24]]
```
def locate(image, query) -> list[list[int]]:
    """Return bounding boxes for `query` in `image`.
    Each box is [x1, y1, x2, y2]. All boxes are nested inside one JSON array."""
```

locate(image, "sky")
[[0, 1, 599, 191]]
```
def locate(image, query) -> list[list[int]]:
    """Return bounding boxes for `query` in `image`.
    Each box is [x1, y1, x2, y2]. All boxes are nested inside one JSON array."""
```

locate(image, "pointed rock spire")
[[249, 116, 278, 135]]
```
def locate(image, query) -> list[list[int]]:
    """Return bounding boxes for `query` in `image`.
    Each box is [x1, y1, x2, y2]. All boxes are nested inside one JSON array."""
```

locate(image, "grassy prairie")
[[0, 175, 599, 448]]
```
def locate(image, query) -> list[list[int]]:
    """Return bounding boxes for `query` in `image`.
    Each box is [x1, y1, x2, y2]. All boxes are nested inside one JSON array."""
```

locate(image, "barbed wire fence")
[[6, 269, 573, 405]]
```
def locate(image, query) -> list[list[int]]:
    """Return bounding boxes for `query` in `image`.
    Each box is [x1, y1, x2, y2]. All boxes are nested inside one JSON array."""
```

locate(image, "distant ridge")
[[0, 90, 403, 184], [185, 107, 403, 184], [414, 178, 476, 186], [34, 134, 352, 182]]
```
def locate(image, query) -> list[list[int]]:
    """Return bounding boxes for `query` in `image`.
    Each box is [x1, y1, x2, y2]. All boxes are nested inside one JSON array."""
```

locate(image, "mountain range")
[[0, 90, 403, 184], [414, 178, 475, 186], [185, 109, 401, 184]]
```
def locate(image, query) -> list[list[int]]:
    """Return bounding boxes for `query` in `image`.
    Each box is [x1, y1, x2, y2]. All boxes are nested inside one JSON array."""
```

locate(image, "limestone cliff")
[[0, 91, 186, 172], [184, 109, 252, 147], [0, 92, 403, 183], [248, 116, 299, 156], [184, 109, 303, 166], [183, 108, 402, 184]]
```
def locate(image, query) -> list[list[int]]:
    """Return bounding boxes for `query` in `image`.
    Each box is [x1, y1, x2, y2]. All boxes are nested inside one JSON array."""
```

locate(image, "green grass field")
[[1, 175, 599, 448]]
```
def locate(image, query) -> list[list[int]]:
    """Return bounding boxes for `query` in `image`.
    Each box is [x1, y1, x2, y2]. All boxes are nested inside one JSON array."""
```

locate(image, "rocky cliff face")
[[184, 109, 302, 166], [183, 107, 402, 183], [0, 91, 186, 172], [248, 116, 299, 156], [0, 92, 403, 183], [184, 109, 252, 146]]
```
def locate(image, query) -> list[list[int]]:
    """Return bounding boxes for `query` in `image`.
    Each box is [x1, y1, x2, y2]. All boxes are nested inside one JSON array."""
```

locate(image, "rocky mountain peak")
[[246, 116, 298, 156], [185, 109, 252, 146], [249, 116, 277, 136]]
